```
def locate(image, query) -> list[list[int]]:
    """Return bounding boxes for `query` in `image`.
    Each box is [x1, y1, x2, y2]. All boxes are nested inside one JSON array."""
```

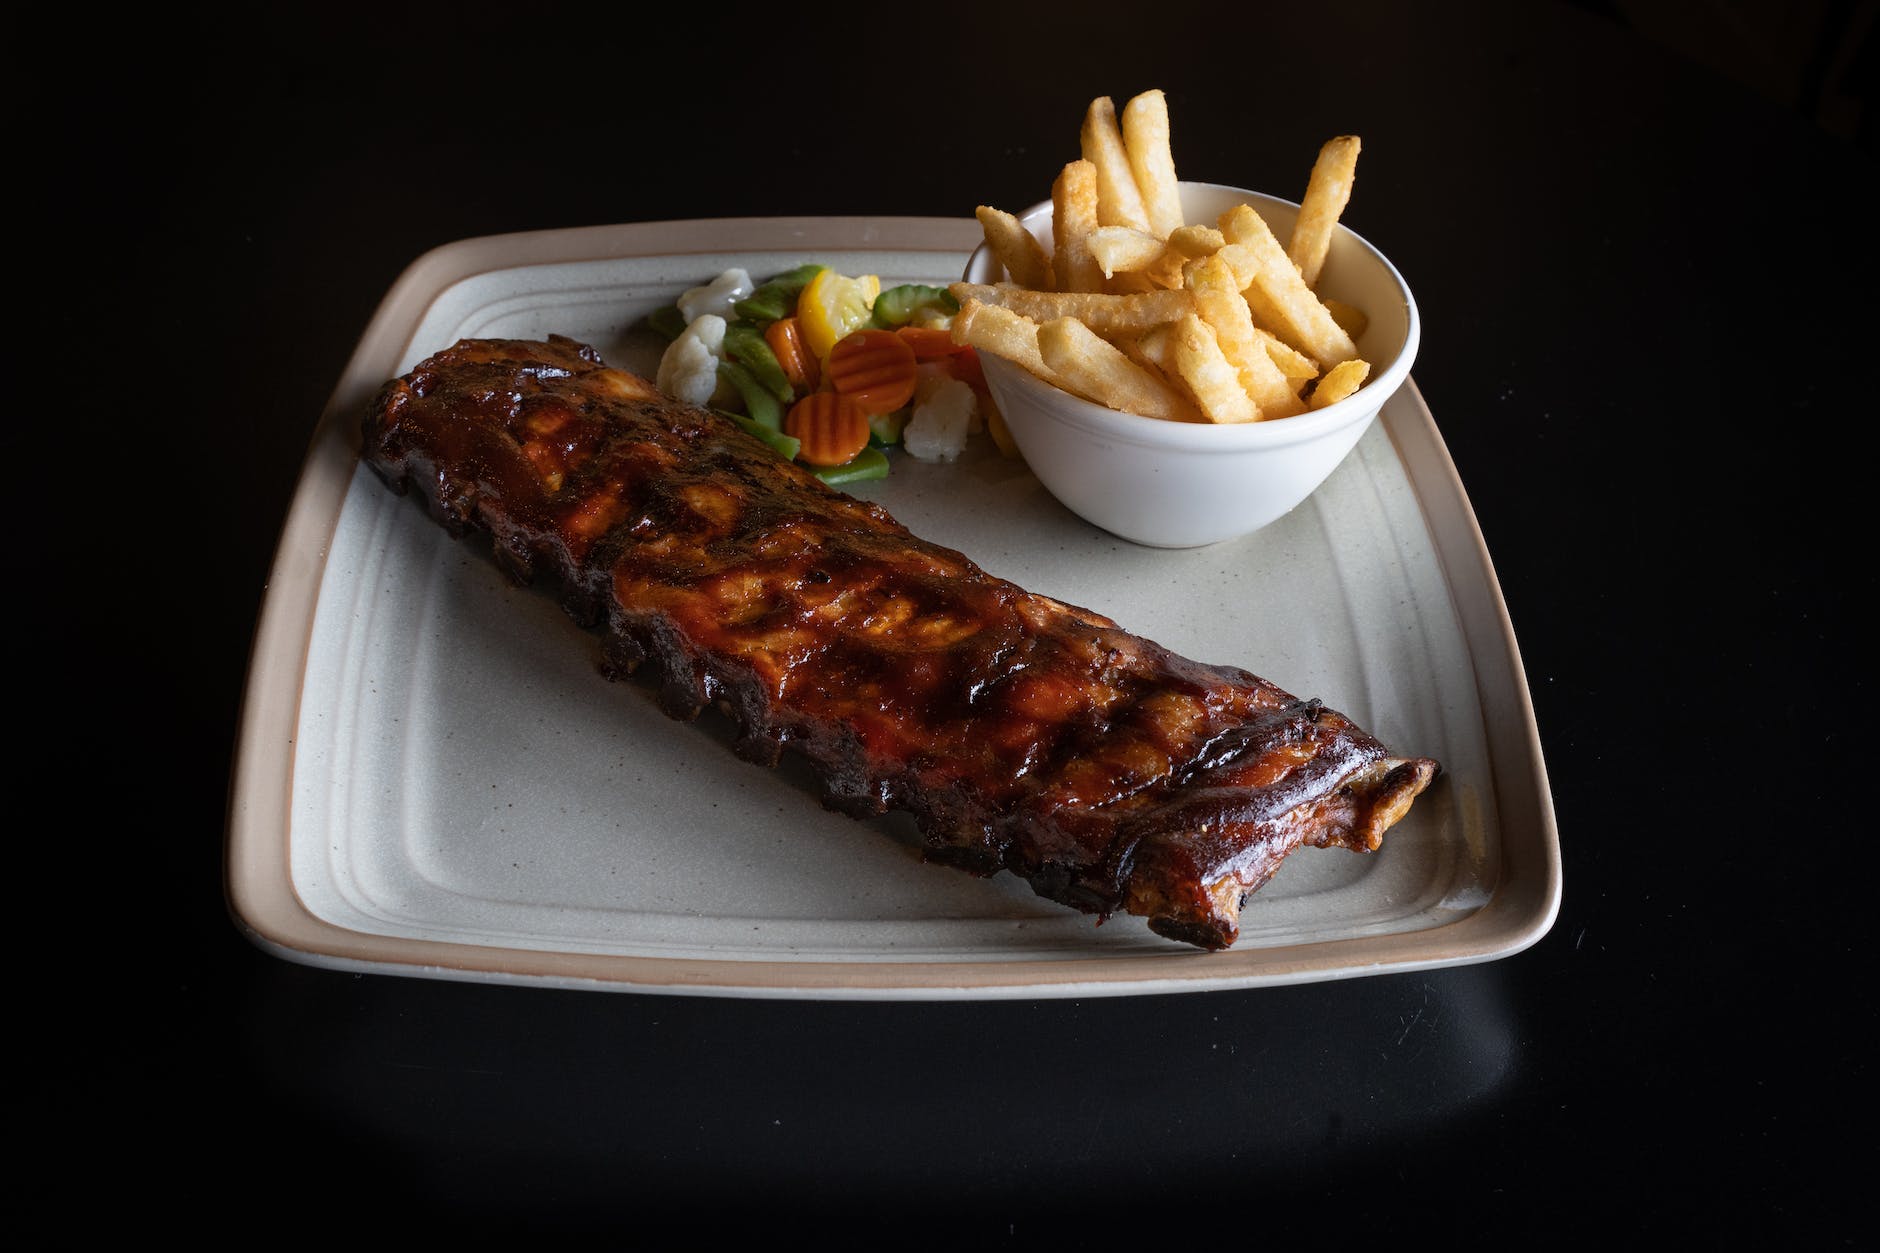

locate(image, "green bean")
[[717, 408, 802, 461], [723, 324, 795, 404], [732, 289, 790, 322], [716, 359, 784, 431], [811, 446, 890, 485], [733, 263, 828, 323]]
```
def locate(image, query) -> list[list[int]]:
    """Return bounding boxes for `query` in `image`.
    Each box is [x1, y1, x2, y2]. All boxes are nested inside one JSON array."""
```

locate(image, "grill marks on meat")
[[362, 336, 1438, 949]]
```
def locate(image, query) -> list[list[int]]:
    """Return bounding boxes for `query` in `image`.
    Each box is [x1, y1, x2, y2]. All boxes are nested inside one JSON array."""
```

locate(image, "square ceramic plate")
[[226, 216, 1560, 999]]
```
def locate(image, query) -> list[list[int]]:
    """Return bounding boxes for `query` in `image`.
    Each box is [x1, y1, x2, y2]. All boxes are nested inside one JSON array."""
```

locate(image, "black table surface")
[[40, 1, 1871, 1238]]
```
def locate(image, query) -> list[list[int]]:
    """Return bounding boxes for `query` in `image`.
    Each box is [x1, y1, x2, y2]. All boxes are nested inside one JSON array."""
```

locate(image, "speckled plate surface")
[[226, 217, 1559, 999]]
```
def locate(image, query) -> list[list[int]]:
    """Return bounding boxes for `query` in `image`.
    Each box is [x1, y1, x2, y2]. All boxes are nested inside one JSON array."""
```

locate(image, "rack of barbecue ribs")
[[360, 335, 1439, 950]]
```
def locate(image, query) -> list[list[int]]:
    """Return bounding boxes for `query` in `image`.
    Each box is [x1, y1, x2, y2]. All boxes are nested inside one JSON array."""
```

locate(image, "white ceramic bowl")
[[964, 181, 1420, 548]]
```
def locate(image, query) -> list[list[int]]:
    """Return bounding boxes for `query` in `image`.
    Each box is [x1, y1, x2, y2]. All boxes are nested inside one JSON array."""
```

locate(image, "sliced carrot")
[[896, 326, 966, 360], [827, 328, 919, 416], [945, 345, 986, 391], [892, 327, 986, 388], [784, 391, 872, 467], [765, 317, 821, 391]]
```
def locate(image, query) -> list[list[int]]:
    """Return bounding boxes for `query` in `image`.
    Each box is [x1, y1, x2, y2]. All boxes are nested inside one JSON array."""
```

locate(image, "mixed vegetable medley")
[[643, 264, 1011, 484]]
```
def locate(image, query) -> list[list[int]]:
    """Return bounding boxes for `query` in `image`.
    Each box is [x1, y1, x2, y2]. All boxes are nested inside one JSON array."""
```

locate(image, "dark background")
[[34, 0, 1871, 1238]]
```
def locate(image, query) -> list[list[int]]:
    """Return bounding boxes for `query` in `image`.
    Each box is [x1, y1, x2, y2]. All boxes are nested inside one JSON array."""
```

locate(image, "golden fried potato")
[[1169, 314, 1258, 424], [1165, 225, 1225, 258], [1218, 203, 1360, 366], [1037, 316, 1192, 421], [1323, 298, 1369, 339], [950, 299, 1063, 388], [1287, 135, 1360, 289], [1187, 255, 1304, 418], [1085, 226, 1168, 278], [969, 94, 1378, 432], [1253, 326, 1320, 388], [948, 282, 1195, 335], [1051, 160, 1106, 293], [974, 205, 1054, 292], [1309, 358, 1372, 409], [1081, 96, 1152, 232], [1121, 90, 1184, 239]]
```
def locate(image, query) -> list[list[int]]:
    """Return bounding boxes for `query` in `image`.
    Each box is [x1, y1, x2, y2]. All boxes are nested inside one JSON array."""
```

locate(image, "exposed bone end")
[[1130, 753, 1440, 947], [1322, 755, 1441, 853], [1129, 862, 1251, 952], [1146, 887, 1241, 951]]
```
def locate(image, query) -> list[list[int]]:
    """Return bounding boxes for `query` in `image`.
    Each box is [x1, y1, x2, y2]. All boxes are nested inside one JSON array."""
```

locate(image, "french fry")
[[968, 96, 1378, 434], [1188, 255, 1303, 418], [1112, 330, 1158, 376], [1121, 89, 1184, 238], [1080, 96, 1152, 232], [1287, 135, 1360, 289], [1129, 323, 1175, 374], [1323, 298, 1369, 339], [1169, 314, 1258, 424], [1218, 203, 1360, 366], [974, 205, 1054, 292], [1310, 359, 1371, 409], [1165, 225, 1225, 258], [949, 299, 1065, 389], [1112, 331, 1207, 421], [1086, 226, 1168, 278], [948, 282, 1194, 336], [1137, 224, 1220, 287], [1253, 326, 1320, 385], [1109, 271, 1160, 293], [1051, 160, 1106, 293], [1194, 243, 1318, 379], [1200, 241, 1257, 289], [1037, 316, 1191, 421]]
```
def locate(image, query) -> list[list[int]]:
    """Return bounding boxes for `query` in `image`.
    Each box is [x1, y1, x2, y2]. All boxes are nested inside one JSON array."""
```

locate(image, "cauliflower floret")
[[903, 375, 978, 462], [914, 364, 983, 433], [676, 268, 754, 325], [656, 314, 731, 407], [913, 362, 953, 398]]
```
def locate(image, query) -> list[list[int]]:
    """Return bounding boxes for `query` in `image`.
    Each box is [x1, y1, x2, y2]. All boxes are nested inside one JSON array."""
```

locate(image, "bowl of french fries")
[[951, 92, 1418, 548]]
